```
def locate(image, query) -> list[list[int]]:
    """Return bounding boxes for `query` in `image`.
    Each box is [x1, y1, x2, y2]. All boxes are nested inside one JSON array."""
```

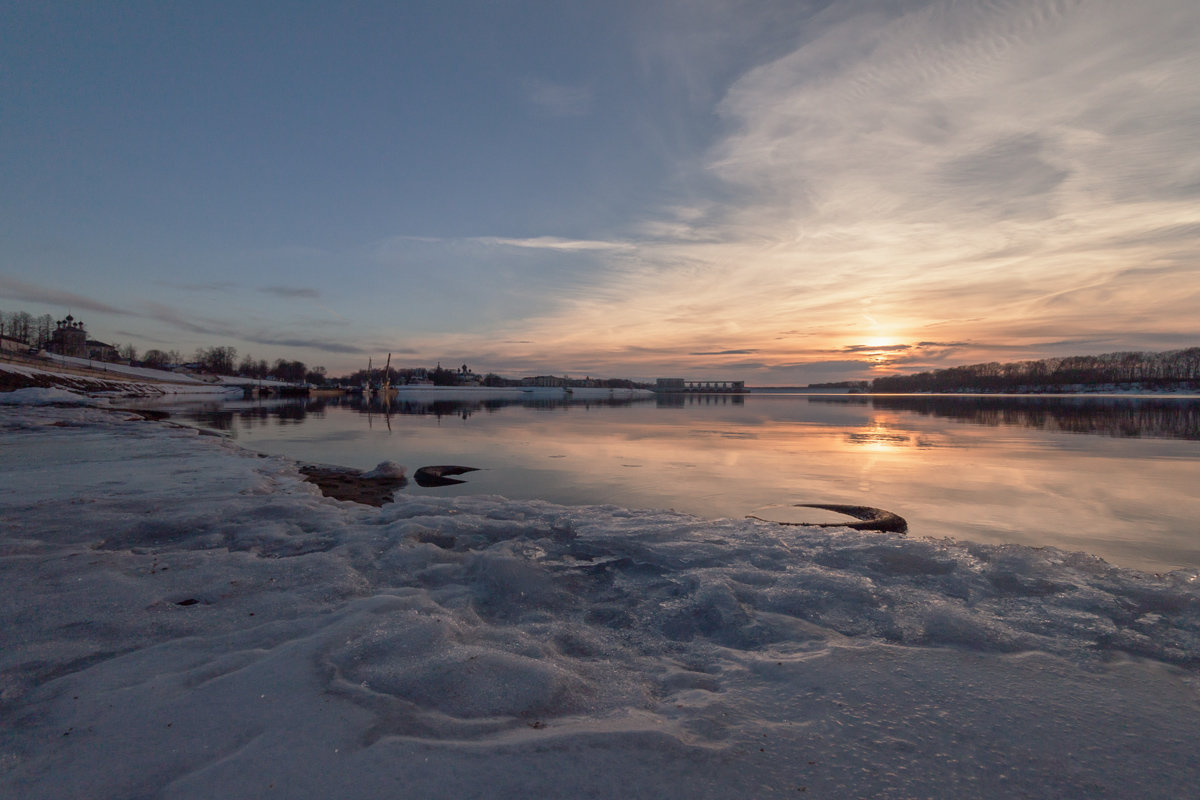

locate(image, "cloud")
[[525, 79, 593, 117], [936, 133, 1069, 220], [840, 344, 912, 353], [159, 281, 239, 293], [471, 0, 1200, 382], [477, 236, 633, 252], [236, 335, 383, 355], [143, 303, 231, 337], [690, 349, 760, 355], [0, 275, 126, 314], [137, 300, 374, 357], [259, 286, 321, 299]]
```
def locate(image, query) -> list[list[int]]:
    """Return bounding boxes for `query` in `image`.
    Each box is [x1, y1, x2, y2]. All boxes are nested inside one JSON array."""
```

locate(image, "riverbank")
[[2, 394, 1199, 797], [0, 355, 241, 398]]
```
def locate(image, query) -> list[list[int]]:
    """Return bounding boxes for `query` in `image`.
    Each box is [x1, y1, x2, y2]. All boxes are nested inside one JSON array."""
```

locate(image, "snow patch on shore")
[[2, 360, 242, 398], [0, 387, 96, 406]]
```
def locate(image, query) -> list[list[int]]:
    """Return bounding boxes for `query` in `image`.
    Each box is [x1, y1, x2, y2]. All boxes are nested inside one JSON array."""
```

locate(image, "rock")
[[363, 461, 406, 479]]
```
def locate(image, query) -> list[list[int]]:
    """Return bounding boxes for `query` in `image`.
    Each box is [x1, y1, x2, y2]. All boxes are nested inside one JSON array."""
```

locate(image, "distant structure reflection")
[[809, 395, 1200, 440]]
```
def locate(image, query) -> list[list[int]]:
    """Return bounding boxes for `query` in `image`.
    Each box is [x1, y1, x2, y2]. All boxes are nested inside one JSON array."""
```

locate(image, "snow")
[[0, 387, 99, 406], [41, 352, 207, 383], [2, 402, 1198, 798], [34, 353, 301, 391], [1, 360, 242, 398]]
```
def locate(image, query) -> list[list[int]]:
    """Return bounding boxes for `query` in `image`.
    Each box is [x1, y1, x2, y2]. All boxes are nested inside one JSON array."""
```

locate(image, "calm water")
[[173, 390, 1200, 573]]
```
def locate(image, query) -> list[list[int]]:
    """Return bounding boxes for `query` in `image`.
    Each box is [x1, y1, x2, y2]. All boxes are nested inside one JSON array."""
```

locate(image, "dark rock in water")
[[300, 462, 480, 504], [127, 409, 171, 421], [798, 504, 908, 533], [413, 465, 480, 488], [300, 462, 408, 507]]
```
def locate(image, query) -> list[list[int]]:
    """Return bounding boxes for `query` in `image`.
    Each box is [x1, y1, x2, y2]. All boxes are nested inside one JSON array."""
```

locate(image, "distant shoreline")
[[753, 386, 1200, 397]]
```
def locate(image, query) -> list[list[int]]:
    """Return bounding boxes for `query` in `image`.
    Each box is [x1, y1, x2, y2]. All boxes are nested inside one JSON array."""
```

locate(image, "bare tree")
[[194, 346, 238, 374], [35, 314, 52, 348], [9, 311, 32, 343], [142, 349, 171, 369]]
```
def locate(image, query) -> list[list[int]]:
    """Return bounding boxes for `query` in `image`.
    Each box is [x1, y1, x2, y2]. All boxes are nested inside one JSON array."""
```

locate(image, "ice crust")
[[0, 387, 100, 406], [2, 404, 1198, 798]]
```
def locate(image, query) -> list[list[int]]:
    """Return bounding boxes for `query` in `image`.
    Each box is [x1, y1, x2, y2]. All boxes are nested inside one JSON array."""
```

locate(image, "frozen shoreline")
[[2, 397, 1199, 798], [0, 359, 243, 399]]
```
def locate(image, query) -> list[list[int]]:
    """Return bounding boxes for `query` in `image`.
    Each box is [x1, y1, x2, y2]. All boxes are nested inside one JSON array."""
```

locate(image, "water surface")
[[176, 391, 1200, 573]]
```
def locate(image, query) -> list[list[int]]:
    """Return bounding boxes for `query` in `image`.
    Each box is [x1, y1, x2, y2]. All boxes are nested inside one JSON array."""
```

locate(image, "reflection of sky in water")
[[179, 394, 1200, 573]]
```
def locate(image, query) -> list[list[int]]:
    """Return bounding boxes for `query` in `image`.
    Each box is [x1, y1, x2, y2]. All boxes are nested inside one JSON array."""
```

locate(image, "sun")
[[862, 332, 903, 348]]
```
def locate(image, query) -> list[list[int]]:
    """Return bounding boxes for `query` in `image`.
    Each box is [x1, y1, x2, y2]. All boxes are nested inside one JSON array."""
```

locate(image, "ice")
[[2, 402, 1199, 798], [0, 387, 98, 406]]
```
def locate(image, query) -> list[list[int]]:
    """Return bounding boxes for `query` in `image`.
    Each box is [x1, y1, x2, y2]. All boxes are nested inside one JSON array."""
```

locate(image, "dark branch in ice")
[[748, 504, 908, 533]]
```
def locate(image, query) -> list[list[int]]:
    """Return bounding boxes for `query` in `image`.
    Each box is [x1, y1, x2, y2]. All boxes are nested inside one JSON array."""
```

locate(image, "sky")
[[2, 0, 1198, 384]]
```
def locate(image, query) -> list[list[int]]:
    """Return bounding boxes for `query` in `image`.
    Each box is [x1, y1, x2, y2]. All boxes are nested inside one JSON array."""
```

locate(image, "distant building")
[[523, 375, 567, 387], [655, 378, 747, 393], [47, 315, 88, 357], [456, 365, 483, 385], [47, 315, 119, 361], [86, 339, 119, 362]]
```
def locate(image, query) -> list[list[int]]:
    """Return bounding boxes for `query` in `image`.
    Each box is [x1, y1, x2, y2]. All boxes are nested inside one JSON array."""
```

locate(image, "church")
[[47, 315, 119, 361]]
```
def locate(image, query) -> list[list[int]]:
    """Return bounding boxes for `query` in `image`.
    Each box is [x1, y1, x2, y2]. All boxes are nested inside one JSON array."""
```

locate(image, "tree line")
[[1, 306, 326, 384], [870, 348, 1200, 393], [104, 344, 326, 385], [341, 362, 645, 389], [0, 309, 61, 351], [193, 346, 326, 385], [1, 308, 140, 360]]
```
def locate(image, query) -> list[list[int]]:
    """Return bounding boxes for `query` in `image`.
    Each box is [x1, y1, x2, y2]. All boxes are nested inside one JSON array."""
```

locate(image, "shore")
[[0, 354, 241, 398], [2, 395, 1199, 798]]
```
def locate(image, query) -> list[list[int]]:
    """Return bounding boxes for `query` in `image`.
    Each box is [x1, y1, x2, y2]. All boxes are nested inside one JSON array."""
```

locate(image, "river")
[[172, 390, 1200, 573]]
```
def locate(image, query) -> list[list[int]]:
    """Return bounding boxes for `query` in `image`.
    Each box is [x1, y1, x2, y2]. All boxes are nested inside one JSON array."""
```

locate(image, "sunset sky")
[[3, 0, 1198, 384]]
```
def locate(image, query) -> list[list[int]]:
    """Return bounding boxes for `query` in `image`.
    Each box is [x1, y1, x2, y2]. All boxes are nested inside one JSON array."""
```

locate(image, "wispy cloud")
[[259, 286, 321, 299], [12, 2, 1194, 384], [840, 344, 912, 354], [143, 302, 230, 337], [476, 236, 633, 252], [237, 335, 381, 355], [525, 78, 593, 117], [158, 281, 238, 293], [0, 275, 126, 314], [466, 0, 1200, 381]]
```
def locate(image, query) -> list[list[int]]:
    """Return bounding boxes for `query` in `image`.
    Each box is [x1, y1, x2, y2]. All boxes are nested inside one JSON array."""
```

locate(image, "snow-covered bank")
[[40, 352, 206, 383], [2, 403, 1198, 798], [1, 361, 242, 399]]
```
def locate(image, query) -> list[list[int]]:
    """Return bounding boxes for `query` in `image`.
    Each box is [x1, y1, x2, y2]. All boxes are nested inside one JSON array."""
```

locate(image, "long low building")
[[655, 378, 748, 393]]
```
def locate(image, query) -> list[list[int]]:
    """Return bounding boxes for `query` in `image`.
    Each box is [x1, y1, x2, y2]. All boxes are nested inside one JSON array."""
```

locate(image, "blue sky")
[[3, 1, 1198, 383]]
